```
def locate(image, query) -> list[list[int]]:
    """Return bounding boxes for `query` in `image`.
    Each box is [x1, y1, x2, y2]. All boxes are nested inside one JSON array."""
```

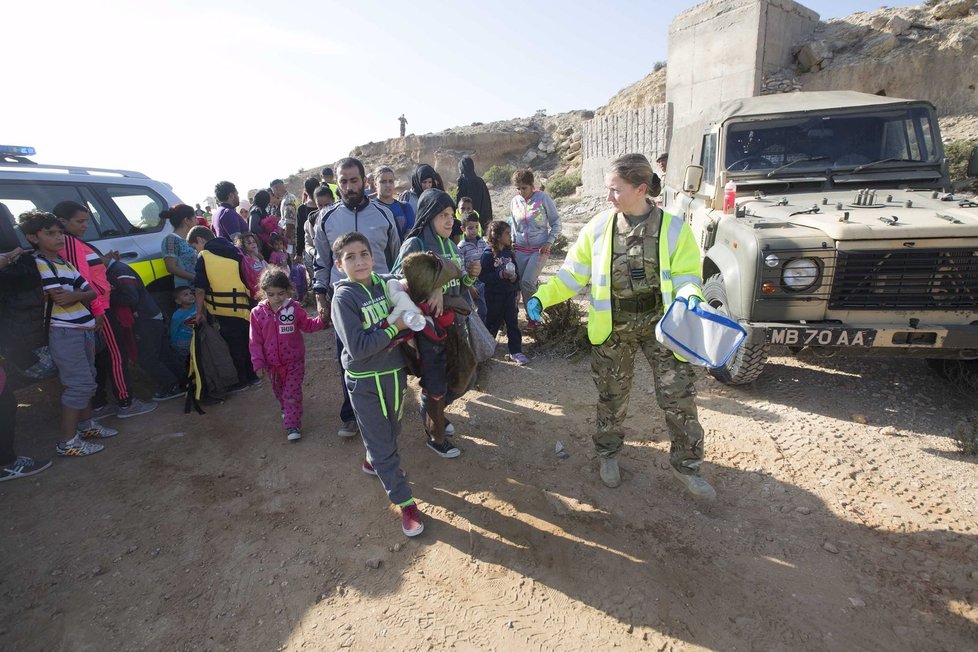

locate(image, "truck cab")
[[665, 91, 978, 384]]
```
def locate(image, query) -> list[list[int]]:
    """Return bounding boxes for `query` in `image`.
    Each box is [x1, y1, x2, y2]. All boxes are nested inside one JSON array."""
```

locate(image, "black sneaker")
[[226, 382, 250, 395], [0, 456, 53, 482], [153, 385, 185, 402], [426, 438, 461, 459]]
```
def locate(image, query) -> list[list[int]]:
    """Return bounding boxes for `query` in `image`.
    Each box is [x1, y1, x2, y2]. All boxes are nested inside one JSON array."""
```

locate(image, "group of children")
[[8, 172, 539, 540]]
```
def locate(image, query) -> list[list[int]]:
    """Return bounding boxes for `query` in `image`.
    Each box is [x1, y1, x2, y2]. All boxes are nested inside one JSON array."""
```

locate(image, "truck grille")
[[829, 248, 978, 310]]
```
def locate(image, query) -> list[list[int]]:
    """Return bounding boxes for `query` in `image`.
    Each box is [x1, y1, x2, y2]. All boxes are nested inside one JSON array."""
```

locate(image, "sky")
[[5, 0, 918, 204]]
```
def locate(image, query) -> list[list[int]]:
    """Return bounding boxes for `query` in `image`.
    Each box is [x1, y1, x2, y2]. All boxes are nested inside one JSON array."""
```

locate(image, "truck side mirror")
[[683, 165, 704, 194], [967, 146, 978, 178]]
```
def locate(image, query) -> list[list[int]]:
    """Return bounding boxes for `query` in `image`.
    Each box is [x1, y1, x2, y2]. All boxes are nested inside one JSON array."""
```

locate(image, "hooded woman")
[[398, 164, 438, 216], [393, 189, 481, 459], [455, 156, 493, 231]]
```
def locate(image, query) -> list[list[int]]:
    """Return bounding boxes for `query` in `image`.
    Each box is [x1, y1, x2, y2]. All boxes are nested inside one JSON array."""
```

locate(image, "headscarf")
[[410, 164, 437, 198], [405, 189, 455, 243], [457, 156, 476, 180]]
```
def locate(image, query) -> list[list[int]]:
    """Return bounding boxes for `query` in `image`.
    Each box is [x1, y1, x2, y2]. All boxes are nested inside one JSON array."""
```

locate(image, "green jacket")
[[534, 208, 704, 346]]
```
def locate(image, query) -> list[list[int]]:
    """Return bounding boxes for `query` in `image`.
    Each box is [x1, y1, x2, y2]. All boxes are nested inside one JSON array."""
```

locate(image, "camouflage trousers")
[[590, 320, 704, 473]]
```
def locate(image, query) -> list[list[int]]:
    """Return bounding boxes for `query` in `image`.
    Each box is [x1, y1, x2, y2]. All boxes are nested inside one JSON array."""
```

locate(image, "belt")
[[612, 295, 658, 313]]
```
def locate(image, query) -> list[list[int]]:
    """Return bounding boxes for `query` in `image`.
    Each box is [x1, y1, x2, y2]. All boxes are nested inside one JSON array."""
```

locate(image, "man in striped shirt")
[[19, 211, 118, 457]]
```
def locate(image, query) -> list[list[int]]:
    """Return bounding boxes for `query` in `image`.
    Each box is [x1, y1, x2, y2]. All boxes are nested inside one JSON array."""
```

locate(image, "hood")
[[458, 156, 476, 178], [406, 189, 456, 241], [204, 236, 244, 261], [411, 164, 436, 197], [736, 189, 978, 241]]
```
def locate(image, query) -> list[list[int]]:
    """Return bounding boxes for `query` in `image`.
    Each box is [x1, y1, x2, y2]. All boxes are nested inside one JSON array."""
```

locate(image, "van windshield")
[[723, 107, 938, 173]]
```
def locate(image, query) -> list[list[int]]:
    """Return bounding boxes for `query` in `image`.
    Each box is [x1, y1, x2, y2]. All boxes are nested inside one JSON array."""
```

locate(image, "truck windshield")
[[724, 107, 938, 173]]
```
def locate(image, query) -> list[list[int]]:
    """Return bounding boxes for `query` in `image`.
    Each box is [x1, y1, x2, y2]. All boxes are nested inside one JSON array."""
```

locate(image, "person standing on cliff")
[[455, 156, 493, 233], [399, 114, 408, 138]]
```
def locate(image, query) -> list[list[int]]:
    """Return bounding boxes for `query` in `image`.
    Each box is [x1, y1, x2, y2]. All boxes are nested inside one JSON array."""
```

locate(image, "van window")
[[104, 186, 167, 234], [0, 182, 117, 244]]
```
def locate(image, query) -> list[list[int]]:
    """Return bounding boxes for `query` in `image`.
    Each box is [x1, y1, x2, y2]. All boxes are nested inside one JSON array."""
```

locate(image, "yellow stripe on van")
[[130, 259, 171, 286]]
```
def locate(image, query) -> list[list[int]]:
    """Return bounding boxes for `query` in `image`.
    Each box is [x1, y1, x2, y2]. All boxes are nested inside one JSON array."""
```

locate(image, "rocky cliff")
[[782, 1, 978, 137]]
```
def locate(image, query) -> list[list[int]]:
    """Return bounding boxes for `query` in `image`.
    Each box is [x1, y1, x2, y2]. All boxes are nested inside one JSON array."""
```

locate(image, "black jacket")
[[455, 156, 493, 228]]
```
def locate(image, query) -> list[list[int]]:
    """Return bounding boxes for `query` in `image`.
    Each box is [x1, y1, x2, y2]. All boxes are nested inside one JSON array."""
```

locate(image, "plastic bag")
[[467, 312, 496, 363], [655, 297, 747, 368]]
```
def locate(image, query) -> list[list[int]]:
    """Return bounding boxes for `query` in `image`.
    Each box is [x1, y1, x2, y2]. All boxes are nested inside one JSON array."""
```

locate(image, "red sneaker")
[[362, 459, 377, 476], [524, 319, 541, 332], [400, 503, 424, 537]]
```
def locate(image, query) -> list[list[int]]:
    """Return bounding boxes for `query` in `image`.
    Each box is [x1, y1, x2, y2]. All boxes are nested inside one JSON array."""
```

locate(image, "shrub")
[[945, 139, 977, 182], [484, 164, 516, 188], [546, 174, 582, 198]]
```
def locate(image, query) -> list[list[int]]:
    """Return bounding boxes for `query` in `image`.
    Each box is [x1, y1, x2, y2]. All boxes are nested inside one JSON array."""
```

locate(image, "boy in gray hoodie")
[[330, 231, 423, 538]]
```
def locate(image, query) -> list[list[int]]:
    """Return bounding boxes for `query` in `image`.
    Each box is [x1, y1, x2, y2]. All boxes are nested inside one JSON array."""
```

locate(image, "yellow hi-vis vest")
[[533, 209, 704, 346], [198, 249, 252, 320]]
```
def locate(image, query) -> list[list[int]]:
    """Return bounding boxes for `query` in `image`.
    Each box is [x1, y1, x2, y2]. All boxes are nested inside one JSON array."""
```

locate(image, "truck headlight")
[[782, 258, 819, 291]]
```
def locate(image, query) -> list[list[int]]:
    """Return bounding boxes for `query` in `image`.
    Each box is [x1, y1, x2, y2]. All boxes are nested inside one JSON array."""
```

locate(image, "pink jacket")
[[249, 298, 324, 370], [60, 234, 109, 316]]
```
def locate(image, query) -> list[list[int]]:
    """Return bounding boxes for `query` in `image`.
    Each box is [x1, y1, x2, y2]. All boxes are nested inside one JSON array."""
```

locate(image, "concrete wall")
[[581, 105, 673, 195], [666, 0, 818, 127]]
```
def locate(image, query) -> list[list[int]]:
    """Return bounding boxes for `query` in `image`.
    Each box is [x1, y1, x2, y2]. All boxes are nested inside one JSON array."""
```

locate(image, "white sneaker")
[[77, 421, 118, 439], [286, 428, 301, 441], [56, 436, 104, 457]]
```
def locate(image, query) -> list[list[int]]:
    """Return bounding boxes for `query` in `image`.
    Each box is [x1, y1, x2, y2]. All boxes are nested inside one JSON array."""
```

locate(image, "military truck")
[[665, 91, 978, 385]]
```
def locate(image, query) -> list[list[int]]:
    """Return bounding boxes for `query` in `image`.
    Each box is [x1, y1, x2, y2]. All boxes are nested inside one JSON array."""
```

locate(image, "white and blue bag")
[[655, 297, 747, 368]]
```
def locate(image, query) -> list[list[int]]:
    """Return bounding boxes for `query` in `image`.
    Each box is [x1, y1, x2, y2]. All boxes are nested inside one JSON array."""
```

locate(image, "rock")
[[848, 597, 866, 608], [870, 16, 888, 30], [392, 542, 403, 553], [932, 0, 976, 20], [795, 506, 811, 515], [555, 441, 570, 459], [852, 414, 868, 425], [885, 16, 912, 36], [796, 40, 834, 71], [868, 34, 900, 57], [366, 558, 382, 569], [823, 542, 840, 554], [880, 426, 900, 437], [522, 150, 540, 164]]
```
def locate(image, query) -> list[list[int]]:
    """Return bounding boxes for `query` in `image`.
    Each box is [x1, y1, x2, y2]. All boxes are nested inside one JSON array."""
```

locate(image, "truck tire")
[[703, 274, 768, 385]]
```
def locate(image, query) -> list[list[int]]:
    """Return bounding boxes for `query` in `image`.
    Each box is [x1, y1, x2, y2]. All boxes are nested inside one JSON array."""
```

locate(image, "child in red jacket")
[[248, 268, 324, 441]]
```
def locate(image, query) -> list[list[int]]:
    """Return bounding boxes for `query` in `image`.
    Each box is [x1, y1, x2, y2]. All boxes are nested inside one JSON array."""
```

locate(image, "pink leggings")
[[269, 361, 304, 429]]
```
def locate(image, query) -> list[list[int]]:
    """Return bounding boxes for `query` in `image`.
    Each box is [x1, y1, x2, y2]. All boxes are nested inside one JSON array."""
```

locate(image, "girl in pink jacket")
[[248, 268, 325, 441]]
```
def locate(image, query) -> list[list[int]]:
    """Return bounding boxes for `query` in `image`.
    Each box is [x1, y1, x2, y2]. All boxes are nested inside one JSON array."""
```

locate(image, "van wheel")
[[703, 274, 768, 385]]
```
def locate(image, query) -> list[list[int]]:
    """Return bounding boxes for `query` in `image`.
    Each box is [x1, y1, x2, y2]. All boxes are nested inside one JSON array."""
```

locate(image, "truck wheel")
[[703, 274, 768, 385]]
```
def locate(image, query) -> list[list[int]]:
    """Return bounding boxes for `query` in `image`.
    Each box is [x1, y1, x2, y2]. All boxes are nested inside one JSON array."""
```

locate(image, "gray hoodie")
[[312, 197, 401, 294], [330, 273, 405, 374]]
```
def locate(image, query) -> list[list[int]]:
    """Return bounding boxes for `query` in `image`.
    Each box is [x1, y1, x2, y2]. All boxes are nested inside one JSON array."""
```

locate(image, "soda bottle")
[[723, 179, 737, 214]]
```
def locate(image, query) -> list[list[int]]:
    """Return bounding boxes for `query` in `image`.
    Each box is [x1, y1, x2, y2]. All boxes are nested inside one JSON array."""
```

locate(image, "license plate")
[[766, 327, 876, 347]]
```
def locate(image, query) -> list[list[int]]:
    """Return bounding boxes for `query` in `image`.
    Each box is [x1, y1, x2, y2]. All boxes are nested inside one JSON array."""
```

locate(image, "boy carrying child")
[[330, 232, 423, 537]]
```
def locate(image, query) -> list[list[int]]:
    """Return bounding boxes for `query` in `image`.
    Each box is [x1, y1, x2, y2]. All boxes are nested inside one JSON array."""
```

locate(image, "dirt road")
[[2, 200, 977, 650]]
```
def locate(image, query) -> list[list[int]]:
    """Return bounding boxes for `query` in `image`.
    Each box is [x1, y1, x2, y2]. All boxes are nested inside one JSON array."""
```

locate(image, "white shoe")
[[287, 428, 301, 442]]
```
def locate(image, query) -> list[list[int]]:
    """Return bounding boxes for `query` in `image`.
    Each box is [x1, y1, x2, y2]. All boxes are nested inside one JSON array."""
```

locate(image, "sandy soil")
[[2, 201, 977, 651]]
